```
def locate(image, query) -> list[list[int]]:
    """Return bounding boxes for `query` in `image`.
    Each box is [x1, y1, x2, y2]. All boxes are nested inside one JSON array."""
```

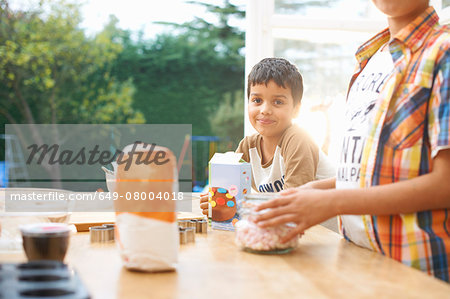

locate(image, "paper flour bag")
[[114, 142, 178, 272]]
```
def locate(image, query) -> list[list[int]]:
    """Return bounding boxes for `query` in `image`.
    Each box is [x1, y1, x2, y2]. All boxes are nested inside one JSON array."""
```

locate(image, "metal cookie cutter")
[[179, 227, 195, 244], [188, 220, 197, 231], [179, 227, 188, 244], [178, 220, 190, 229], [90, 225, 115, 243], [185, 227, 195, 243], [196, 219, 208, 234]]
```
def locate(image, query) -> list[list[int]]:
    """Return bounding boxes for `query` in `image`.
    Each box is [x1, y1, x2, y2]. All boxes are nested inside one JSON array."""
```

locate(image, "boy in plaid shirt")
[[255, 0, 450, 282]]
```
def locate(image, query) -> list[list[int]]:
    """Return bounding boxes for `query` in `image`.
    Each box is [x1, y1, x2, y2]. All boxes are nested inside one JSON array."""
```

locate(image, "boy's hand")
[[253, 187, 335, 243], [199, 193, 209, 216]]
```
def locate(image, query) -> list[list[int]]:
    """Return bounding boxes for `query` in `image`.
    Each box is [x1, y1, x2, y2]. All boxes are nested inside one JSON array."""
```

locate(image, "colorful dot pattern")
[[210, 187, 237, 216], [228, 185, 238, 197], [216, 197, 225, 206]]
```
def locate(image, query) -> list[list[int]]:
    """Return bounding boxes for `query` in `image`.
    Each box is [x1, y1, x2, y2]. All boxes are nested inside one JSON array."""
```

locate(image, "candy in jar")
[[235, 193, 299, 254]]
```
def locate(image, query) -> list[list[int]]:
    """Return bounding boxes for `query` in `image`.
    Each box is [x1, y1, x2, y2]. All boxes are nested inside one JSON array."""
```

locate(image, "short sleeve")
[[235, 137, 250, 163], [281, 127, 319, 189], [429, 47, 450, 158]]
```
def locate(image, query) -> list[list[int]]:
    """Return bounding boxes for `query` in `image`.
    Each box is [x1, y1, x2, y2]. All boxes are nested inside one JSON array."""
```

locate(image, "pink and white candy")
[[235, 219, 299, 251]]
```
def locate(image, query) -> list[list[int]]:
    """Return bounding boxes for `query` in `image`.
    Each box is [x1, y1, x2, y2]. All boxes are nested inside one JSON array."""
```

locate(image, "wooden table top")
[[2, 194, 449, 297], [2, 224, 449, 299]]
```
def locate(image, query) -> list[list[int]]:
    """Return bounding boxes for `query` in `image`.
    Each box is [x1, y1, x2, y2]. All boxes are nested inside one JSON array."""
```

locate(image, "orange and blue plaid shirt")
[[339, 7, 450, 281]]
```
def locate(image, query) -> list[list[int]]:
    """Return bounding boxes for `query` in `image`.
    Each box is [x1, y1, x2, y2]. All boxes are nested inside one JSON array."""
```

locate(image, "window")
[[245, 0, 449, 162]]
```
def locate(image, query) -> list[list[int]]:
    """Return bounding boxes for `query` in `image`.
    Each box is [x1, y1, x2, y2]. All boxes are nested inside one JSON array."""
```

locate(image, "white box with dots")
[[208, 152, 251, 231]]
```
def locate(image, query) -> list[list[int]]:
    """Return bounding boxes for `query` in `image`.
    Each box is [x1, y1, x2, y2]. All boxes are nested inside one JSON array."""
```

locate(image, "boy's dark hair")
[[247, 58, 303, 105]]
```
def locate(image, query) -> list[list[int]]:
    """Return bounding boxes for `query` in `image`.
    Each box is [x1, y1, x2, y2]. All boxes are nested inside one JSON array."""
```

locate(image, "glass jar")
[[235, 193, 299, 254]]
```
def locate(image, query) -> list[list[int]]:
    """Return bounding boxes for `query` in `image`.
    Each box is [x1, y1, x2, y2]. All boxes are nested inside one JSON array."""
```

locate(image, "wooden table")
[[2, 225, 449, 299]]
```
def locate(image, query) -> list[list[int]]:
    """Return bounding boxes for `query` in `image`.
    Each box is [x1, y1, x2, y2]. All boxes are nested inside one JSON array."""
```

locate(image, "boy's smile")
[[248, 80, 299, 140], [257, 118, 275, 125]]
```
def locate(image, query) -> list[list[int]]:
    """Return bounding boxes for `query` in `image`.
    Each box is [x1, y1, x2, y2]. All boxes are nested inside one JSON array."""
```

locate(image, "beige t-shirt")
[[236, 124, 320, 192]]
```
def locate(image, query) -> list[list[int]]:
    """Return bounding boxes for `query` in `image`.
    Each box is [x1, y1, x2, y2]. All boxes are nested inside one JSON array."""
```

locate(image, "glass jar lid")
[[240, 193, 280, 216], [243, 193, 279, 200]]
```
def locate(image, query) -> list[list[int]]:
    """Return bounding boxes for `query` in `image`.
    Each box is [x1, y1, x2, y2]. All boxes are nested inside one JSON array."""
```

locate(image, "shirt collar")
[[354, 6, 439, 64], [394, 6, 439, 53]]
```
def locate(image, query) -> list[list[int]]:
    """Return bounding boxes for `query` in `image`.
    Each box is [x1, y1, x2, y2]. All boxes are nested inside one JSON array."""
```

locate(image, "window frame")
[[244, 0, 449, 136]]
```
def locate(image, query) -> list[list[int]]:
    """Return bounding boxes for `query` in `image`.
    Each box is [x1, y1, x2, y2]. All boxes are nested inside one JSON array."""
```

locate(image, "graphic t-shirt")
[[336, 45, 394, 249], [237, 124, 335, 192]]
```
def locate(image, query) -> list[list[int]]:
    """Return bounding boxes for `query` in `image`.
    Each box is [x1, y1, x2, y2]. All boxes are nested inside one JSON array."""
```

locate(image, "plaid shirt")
[[339, 7, 450, 281]]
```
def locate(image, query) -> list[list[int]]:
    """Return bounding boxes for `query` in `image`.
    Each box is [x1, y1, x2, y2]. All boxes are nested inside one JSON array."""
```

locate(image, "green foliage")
[[209, 90, 244, 152], [0, 0, 144, 187], [0, 0, 144, 125], [0, 0, 245, 188], [158, 0, 245, 58], [112, 0, 245, 136], [275, 0, 338, 13], [0, 0, 244, 136]]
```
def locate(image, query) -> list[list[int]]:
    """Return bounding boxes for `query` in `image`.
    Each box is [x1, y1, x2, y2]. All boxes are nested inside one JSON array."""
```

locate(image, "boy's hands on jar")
[[254, 187, 335, 243], [199, 193, 209, 216]]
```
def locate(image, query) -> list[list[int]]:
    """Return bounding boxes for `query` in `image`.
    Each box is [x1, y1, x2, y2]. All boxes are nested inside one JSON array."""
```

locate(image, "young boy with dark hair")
[[255, 1, 450, 282], [200, 58, 334, 213]]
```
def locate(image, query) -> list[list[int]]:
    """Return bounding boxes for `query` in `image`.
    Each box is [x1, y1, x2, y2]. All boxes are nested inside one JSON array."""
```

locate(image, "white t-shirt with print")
[[237, 125, 335, 193], [336, 45, 394, 249]]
